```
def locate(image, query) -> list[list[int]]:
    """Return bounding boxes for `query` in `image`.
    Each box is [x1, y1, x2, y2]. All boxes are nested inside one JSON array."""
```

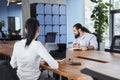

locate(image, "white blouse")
[[10, 39, 58, 80]]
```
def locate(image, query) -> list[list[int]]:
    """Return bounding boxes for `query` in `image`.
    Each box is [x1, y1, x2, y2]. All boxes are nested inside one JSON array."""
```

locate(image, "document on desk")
[[72, 48, 81, 51]]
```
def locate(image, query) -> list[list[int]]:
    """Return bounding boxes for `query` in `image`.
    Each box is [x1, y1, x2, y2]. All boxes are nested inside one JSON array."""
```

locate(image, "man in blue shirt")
[[73, 23, 98, 50]]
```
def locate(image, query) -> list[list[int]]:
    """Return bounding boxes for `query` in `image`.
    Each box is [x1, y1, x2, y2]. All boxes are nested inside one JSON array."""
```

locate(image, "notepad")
[[72, 48, 81, 51]]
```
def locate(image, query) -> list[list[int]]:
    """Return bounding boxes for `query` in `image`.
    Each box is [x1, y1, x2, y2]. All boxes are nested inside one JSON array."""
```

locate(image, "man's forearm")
[[87, 46, 94, 50]]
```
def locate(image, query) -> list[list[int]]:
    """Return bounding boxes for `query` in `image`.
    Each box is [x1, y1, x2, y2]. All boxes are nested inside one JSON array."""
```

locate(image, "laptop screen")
[[46, 43, 66, 60]]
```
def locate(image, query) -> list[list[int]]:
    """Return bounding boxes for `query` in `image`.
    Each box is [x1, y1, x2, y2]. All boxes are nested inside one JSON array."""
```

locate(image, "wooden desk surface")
[[41, 49, 120, 80], [41, 57, 93, 80], [0, 41, 15, 57], [1, 43, 120, 80]]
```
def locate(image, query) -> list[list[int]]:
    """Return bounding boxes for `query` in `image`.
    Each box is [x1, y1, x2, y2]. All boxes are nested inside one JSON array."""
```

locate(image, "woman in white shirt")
[[10, 18, 58, 80]]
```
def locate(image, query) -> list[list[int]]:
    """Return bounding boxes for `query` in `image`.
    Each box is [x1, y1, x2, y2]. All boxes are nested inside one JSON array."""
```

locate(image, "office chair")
[[14, 29, 21, 36], [8, 29, 22, 41], [45, 32, 57, 43], [92, 33, 100, 50], [0, 60, 19, 80], [0, 31, 10, 41], [110, 35, 120, 53], [0, 30, 7, 38], [43, 32, 57, 79], [81, 68, 119, 80]]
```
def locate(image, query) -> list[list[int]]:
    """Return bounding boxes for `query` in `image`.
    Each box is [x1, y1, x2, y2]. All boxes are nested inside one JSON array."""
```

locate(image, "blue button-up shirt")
[[73, 32, 98, 50]]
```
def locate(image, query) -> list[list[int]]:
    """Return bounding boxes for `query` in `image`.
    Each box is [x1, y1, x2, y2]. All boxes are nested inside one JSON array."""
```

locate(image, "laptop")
[[46, 43, 66, 60]]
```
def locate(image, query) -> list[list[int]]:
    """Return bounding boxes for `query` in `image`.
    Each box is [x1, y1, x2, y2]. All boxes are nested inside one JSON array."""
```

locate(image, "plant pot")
[[99, 42, 105, 51]]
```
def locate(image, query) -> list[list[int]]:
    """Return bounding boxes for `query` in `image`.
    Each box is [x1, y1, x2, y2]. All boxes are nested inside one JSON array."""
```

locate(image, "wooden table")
[[41, 49, 120, 80], [0, 41, 15, 57], [1, 43, 120, 80]]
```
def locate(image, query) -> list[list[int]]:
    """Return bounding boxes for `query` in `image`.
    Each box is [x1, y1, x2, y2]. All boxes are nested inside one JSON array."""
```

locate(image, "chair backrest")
[[0, 30, 7, 38], [81, 68, 119, 80], [45, 32, 57, 43], [0, 60, 19, 80], [14, 29, 21, 35], [110, 35, 120, 53], [92, 33, 100, 50]]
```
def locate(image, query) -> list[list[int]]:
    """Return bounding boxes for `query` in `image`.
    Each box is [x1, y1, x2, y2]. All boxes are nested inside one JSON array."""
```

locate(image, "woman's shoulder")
[[15, 39, 42, 44], [14, 39, 26, 46], [32, 40, 42, 44], [32, 41, 45, 50], [32, 40, 44, 47]]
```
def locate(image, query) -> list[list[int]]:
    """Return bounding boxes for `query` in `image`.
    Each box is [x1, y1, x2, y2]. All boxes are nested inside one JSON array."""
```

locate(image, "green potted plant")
[[90, 0, 112, 50]]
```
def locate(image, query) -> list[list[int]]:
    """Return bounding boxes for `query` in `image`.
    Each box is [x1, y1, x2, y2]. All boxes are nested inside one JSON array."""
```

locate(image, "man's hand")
[[73, 43, 80, 48], [81, 46, 88, 51], [81, 46, 94, 50]]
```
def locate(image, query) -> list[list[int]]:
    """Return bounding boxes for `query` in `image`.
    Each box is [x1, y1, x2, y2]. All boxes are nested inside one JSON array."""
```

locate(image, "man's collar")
[[80, 32, 86, 39]]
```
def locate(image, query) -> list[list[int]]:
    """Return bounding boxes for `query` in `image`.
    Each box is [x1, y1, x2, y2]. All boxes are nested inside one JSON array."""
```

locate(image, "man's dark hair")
[[73, 23, 91, 33]]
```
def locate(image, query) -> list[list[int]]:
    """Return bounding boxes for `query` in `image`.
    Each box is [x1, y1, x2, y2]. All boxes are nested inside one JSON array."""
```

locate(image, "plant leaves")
[[90, 0, 113, 42], [90, 0, 98, 3]]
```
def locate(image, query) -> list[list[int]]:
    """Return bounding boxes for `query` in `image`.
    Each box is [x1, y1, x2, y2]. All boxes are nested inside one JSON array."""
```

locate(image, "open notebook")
[[72, 48, 81, 51]]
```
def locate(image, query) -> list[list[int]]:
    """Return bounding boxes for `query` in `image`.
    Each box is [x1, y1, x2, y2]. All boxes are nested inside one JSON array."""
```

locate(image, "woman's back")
[[10, 18, 58, 80], [11, 39, 42, 80]]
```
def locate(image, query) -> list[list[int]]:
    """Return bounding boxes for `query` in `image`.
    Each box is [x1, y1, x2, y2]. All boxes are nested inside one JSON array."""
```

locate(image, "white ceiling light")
[[7, 0, 22, 6], [17, 2, 22, 5]]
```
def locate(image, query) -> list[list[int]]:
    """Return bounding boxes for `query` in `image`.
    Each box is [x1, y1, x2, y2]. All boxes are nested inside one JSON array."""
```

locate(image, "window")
[[111, 0, 120, 9], [85, 0, 111, 47], [113, 13, 120, 35], [85, 0, 95, 32], [110, 0, 120, 47]]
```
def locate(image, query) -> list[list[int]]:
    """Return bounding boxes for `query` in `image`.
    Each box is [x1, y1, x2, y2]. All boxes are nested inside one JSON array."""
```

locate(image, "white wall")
[[66, 0, 85, 48]]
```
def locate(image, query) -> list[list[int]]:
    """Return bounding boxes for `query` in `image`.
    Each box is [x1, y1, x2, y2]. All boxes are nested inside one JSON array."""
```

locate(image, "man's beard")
[[75, 32, 80, 39]]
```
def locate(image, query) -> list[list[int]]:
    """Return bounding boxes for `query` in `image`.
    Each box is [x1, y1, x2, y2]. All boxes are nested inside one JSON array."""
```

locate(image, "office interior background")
[[0, 0, 120, 48]]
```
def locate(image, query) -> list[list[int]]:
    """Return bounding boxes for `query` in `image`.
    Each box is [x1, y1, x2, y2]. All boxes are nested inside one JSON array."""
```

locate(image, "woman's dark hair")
[[25, 18, 40, 47], [73, 23, 91, 33]]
